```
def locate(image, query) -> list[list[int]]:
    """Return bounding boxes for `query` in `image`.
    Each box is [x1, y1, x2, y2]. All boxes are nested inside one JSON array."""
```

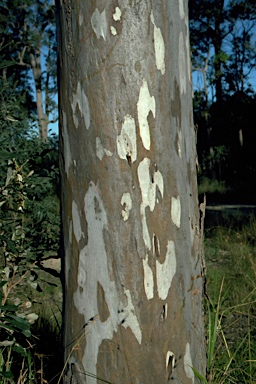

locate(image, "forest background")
[[0, 0, 256, 383]]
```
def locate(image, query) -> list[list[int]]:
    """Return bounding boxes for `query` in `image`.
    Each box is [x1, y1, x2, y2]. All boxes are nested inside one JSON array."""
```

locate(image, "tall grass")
[[202, 217, 256, 383]]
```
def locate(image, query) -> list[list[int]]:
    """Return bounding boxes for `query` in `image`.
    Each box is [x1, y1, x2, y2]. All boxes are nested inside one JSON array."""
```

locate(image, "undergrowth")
[[201, 217, 256, 383]]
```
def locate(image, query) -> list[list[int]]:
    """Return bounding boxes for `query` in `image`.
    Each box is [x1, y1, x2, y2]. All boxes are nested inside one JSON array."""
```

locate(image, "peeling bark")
[[56, 1, 206, 383]]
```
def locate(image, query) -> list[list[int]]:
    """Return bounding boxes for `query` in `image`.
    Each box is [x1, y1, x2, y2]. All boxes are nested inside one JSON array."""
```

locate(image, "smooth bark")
[[30, 50, 48, 140], [56, 1, 206, 383]]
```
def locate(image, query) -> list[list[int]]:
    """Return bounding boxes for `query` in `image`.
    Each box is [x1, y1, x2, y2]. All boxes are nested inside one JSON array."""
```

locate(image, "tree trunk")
[[212, 0, 225, 104], [56, 1, 206, 383], [30, 50, 48, 140]]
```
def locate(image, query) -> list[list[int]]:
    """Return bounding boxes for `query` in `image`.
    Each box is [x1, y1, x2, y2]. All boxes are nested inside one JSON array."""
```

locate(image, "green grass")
[[198, 177, 227, 195], [203, 217, 256, 383]]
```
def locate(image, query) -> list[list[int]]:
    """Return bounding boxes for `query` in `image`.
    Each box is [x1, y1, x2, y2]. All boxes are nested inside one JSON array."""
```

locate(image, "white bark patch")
[[138, 158, 164, 211], [121, 290, 142, 344], [113, 7, 122, 21], [185, 15, 191, 83], [171, 196, 181, 228], [178, 130, 182, 159], [184, 343, 194, 383], [91, 8, 108, 40], [166, 351, 175, 369], [121, 192, 132, 221], [117, 115, 137, 163], [179, 0, 185, 19], [163, 303, 168, 319], [73, 182, 142, 383], [72, 82, 91, 129], [104, 148, 113, 156], [142, 255, 154, 300], [179, 32, 187, 95], [96, 137, 104, 160], [110, 26, 117, 35], [150, 11, 165, 75], [138, 158, 164, 250], [156, 240, 176, 300], [62, 111, 71, 176], [96, 137, 113, 160], [72, 201, 84, 242], [137, 79, 156, 150], [79, 13, 83, 26]]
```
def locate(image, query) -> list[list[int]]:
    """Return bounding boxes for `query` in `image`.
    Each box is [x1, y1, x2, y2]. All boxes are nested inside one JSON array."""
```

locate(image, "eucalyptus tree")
[[189, 0, 256, 191], [0, 0, 57, 139], [56, 1, 206, 383], [189, 0, 256, 103]]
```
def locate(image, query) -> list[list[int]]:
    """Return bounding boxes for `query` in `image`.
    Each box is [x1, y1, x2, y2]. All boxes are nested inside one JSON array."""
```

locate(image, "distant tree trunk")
[[30, 50, 48, 140], [210, 0, 224, 104], [56, 1, 206, 383]]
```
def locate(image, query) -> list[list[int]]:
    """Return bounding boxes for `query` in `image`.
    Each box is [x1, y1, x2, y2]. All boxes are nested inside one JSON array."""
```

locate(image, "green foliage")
[[190, 0, 256, 99], [190, 1, 256, 202], [198, 146, 229, 197], [198, 178, 227, 196], [0, 77, 60, 382]]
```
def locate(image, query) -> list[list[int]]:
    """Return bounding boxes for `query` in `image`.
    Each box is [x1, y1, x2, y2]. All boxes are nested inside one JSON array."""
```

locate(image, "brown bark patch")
[[97, 282, 110, 322]]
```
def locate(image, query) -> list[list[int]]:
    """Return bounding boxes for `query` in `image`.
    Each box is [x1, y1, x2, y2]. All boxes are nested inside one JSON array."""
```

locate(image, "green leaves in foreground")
[[0, 81, 60, 383], [191, 366, 208, 383], [0, 281, 31, 338]]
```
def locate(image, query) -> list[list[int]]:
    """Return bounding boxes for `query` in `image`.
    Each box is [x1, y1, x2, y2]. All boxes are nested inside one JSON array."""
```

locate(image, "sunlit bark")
[[56, 1, 206, 383]]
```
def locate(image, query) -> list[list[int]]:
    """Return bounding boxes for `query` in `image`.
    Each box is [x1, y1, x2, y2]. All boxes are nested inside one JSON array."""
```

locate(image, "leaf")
[[0, 150, 13, 160], [0, 281, 7, 288], [0, 340, 14, 347], [27, 170, 34, 178], [0, 200, 7, 208], [190, 366, 208, 383], [0, 303, 18, 312], [26, 313, 38, 324], [3, 267, 10, 280], [0, 60, 15, 69], [0, 350, 4, 371], [12, 343, 27, 357], [5, 115, 18, 122], [2, 314, 31, 337], [8, 314, 29, 326], [6, 239, 18, 255], [0, 322, 17, 333], [28, 281, 38, 290], [0, 370, 14, 379]]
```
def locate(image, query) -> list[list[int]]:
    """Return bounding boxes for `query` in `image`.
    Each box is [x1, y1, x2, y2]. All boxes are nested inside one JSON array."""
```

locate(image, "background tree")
[[0, 0, 57, 139], [189, 0, 256, 203], [56, 1, 206, 383]]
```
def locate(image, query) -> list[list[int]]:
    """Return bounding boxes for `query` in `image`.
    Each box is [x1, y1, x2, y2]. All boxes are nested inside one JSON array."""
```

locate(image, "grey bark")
[[56, 1, 206, 383], [30, 50, 48, 140]]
